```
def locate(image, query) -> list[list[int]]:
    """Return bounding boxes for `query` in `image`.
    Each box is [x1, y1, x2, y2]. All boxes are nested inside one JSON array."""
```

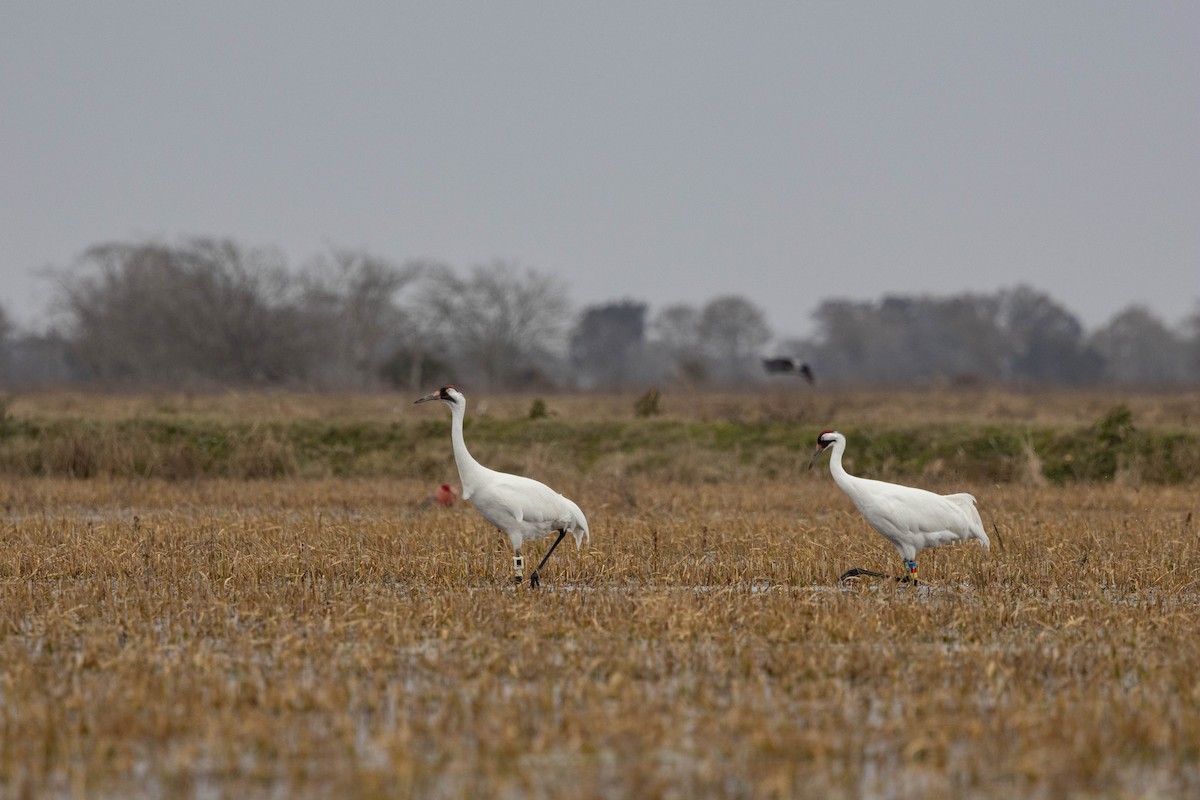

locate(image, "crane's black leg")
[[529, 530, 567, 589], [839, 567, 888, 581], [838, 563, 920, 585]]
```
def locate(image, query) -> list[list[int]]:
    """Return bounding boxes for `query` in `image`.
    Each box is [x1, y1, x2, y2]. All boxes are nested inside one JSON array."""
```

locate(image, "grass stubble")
[[0, 391, 1198, 798]]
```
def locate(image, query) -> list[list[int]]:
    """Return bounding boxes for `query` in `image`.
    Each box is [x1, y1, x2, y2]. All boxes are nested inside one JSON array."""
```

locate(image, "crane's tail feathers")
[[963, 519, 990, 551], [944, 492, 989, 551], [968, 514, 990, 551], [571, 523, 590, 549], [574, 506, 590, 548]]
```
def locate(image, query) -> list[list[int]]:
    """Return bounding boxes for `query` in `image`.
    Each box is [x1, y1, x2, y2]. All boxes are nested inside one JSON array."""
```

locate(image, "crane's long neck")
[[826, 437, 861, 497], [449, 401, 487, 497]]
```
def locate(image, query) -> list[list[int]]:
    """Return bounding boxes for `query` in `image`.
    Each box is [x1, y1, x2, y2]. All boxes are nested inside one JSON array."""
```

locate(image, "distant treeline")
[[2, 237, 1197, 389]]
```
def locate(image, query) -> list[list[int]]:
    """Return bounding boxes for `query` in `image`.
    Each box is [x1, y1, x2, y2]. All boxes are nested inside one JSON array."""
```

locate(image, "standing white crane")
[[415, 386, 590, 588], [809, 429, 989, 583]]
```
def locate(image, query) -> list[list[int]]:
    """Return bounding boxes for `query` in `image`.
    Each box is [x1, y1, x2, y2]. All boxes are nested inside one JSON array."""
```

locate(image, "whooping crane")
[[809, 430, 989, 583], [415, 386, 589, 587]]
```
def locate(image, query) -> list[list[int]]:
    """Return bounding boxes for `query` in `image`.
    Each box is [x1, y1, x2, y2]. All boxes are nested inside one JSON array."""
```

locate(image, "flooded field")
[[0, 474, 1195, 798], [0, 390, 1197, 797]]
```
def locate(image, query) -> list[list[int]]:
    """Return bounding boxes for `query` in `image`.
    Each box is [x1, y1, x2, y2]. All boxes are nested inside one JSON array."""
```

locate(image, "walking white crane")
[[415, 386, 590, 587], [808, 429, 989, 583]]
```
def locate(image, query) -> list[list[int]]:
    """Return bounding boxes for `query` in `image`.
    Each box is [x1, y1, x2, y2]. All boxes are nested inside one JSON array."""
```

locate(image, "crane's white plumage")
[[415, 386, 588, 586], [810, 429, 988, 581]]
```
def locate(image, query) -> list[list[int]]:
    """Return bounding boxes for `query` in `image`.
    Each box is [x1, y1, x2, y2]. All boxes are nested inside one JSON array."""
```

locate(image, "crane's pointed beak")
[[414, 392, 440, 404], [808, 447, 826, 471]]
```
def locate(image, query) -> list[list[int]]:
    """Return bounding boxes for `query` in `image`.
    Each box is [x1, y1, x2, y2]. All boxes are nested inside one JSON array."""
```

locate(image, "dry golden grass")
[[1, 467, 1198, 798]]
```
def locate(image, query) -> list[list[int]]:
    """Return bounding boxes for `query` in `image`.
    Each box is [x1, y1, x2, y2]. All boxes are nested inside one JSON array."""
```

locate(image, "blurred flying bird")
[[415, 386, 589, 587], [808, 430, 989, 583], [762, 357, 814, 383]]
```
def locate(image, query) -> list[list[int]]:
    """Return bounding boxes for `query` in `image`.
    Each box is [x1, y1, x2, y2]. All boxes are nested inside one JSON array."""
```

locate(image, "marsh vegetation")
[[0, 388, 1197, 797]]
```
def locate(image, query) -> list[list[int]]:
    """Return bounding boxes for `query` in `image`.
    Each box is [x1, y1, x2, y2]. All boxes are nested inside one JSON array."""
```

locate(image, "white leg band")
[[513, 555, 524, 577]]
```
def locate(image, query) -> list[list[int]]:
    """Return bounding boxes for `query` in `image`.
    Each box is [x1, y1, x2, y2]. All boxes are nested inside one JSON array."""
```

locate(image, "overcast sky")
[[3, 2, 1197, 339]]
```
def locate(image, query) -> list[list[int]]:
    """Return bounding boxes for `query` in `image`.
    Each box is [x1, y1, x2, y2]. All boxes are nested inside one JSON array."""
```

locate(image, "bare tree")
[[569, 300, 648, 389], [419, 262, 570, 389], [998, 285, 1103, 385], [0, 305, 11, 385], [57, 238, 310, 386], [1187, 302, 1200, 381], [798, 288, 1109, 386], [697, 295, 772, 383], [651, 303, 705, 383], [807, 294, 1008, 384], [300, 250, 423, 388], [3, 329, 78, 387], [1091, 305, 1189, 385]]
